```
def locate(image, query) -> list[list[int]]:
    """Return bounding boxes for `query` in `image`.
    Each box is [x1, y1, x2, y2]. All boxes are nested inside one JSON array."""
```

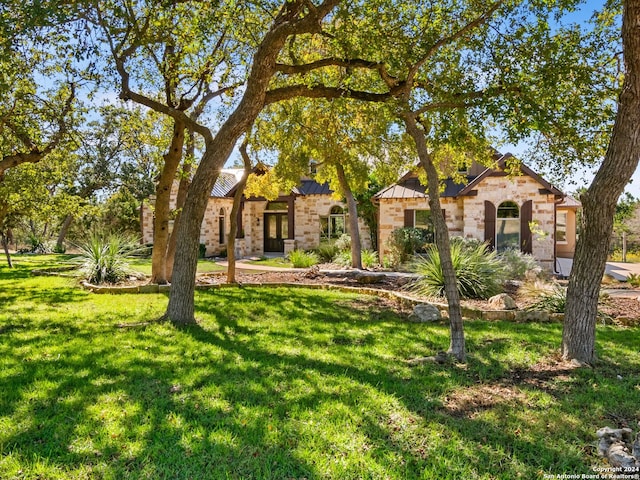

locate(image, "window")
[[266, 201, 288, 211], [496, 201, 520, 252], [556, 211, 567, 243], [320, 206, 347, 240], [414, 210, 432, 229], [413, 209, 435, 245]]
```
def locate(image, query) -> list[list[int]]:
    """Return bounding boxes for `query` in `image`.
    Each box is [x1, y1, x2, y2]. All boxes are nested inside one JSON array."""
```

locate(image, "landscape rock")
[[356, 273, 384, 284], [596, 426, 640, 468], [409, 303, 442, 323], [488, 293, 518, 310]]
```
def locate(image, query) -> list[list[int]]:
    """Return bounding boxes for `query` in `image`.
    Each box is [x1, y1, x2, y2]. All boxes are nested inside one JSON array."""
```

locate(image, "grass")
[[245, 256, 294, 268], [1, 257, 640, 479], [4, 253, 226, 277]]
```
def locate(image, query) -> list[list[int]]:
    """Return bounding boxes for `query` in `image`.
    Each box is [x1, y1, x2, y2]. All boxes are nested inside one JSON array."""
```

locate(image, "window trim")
[[556, 211, 568, 244], [496, 201, 520, 252]]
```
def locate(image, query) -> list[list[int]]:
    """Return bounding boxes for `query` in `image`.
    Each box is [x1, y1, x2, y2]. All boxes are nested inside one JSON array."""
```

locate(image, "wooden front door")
[[264, 213, 288, 252]]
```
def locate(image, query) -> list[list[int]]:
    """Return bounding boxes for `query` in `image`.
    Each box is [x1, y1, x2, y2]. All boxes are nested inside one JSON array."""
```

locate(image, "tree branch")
[[265, 83, 399, 105], [0, 83, 76, 176]]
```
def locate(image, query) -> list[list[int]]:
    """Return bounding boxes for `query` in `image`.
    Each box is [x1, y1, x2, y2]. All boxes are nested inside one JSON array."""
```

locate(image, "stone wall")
[[461, 175, 556, 270], [238, 195, 371, 256], [376, 174, 558, 270], [377, 196, 462, 261], [140, 183, 234, 257]]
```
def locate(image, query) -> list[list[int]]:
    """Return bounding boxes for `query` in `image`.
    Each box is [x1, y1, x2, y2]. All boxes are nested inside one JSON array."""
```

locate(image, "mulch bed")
[[195, 269, 640, 324]]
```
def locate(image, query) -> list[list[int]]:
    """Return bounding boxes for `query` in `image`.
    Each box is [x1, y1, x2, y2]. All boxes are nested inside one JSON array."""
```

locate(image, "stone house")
[[373, 153, 580, 272], [141, 166, 371, 257]]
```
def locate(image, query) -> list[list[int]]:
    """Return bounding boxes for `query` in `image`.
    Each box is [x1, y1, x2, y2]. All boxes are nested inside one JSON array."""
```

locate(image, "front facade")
[[141, 171, 371, 258], [374, 154, 579, 272]]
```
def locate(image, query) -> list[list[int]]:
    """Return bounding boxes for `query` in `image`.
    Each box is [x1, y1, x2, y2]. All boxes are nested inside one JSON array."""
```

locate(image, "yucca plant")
[[73, 232, 143, 284], [525, 284, 567, 313], [411, 239, 505, 299], [288, 249, 320, 268]]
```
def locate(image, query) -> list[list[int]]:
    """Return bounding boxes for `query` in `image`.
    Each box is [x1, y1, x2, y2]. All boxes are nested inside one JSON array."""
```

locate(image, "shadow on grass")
[[1, 284, 638, 478]]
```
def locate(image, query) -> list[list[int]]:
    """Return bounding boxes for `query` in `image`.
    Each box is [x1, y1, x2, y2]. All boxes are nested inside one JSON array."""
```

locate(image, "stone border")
[[80, 280, 563, 322]]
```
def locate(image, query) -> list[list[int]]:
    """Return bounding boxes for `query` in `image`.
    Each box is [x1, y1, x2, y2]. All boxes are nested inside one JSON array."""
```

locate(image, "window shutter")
[[484, 201, 496, 250], [404, 209, 414, 227], [520, 200, 533, 254]]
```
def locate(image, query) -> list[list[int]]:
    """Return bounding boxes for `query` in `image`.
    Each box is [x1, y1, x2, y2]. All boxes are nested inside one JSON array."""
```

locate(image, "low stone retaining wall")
[[80, 281, 563, 322]]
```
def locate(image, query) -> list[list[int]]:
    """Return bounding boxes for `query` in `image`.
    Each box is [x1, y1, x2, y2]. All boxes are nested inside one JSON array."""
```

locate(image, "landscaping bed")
[[194, 269, 640, 324]]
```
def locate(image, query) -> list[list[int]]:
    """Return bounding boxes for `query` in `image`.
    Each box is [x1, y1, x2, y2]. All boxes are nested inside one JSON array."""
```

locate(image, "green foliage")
[[497, 248, 542, 280], [315, 242, 340, 263], [412, 239, 505, 299], [287, 249, 320, 268], [333, 249, 379, 269], [386, 227, 432, 268], [199, 243, 207, 259], [526, 285, 567, 313], [73, 232, 143, 284], [334, 234, 352, 253], [627, 273, 640, 288], [101, 188, 141, 237]]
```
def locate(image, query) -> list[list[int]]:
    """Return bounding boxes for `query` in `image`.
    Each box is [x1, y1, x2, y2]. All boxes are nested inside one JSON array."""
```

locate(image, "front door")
[[264, 213, 288, 252]]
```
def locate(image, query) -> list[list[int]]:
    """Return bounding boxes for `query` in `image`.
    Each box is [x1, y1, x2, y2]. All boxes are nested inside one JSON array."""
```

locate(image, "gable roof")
[[456, 153, 564, 197], [216, 164, 333, 198], [373, 153, 564, 200]]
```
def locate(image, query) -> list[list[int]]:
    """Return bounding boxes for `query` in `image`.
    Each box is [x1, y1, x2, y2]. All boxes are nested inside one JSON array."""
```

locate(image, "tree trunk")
[[151, 119, 185, 284], [403, 113, 466, 362], [335, 162, 362, 269], [166, 1, 341, 324], [166, 137, 194, 281], [563, 0, 640, 365], [227, 142, 252, 284], [56, 214, 74, 252], [1, 232, 13, 268]]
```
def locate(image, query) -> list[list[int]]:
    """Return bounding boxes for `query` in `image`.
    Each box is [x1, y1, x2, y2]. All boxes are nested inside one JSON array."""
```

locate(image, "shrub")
[[334, 234, 351, 252], [73, 232, 143, 284], [526, 284, 567, 313], [411, 239, 505, 299], [288, 249, 320, 268], [386, 227, 432, 267], [498, 248, 541, 280], [315, 242, 340, 263], [199, 243, 207, 258], [333, 249, 379, 268]]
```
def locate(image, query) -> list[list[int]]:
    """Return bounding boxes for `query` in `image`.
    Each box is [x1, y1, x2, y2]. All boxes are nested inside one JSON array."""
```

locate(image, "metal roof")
[[211, 169, 244, 197], [293, 179, 333, 195], [558, 195, 581, 208], [374, 176, 473, 199]]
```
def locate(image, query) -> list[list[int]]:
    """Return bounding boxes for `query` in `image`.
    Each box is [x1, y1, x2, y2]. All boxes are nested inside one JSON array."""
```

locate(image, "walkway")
[[556, 257, 640, 281]]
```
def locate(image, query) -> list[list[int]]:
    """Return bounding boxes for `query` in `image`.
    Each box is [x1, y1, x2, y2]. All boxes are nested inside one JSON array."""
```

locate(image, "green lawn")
[[1, 257, 639, 479], [245, 256, 294, 268]]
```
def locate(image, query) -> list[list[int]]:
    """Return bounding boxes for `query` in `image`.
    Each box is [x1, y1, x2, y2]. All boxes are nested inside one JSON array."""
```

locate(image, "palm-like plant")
[[411, 238, 505, 299], [74, 232, 143, 284]]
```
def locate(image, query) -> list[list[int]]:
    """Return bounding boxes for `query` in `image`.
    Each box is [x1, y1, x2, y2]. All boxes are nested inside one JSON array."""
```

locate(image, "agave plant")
[[73, 232, 143, 284], [411, 238, 506, 299]]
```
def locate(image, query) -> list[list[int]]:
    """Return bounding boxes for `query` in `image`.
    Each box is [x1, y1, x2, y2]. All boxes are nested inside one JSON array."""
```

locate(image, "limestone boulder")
[[409, 303, 442, 323], [488, 293, 518, 310]]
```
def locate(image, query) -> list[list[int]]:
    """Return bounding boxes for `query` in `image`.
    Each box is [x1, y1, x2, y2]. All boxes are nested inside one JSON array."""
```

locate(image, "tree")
[[562, 0, 640, 365], [164, 0, 346, 324], [87, 0, 242, 284], [254, 99, 397, 269]]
